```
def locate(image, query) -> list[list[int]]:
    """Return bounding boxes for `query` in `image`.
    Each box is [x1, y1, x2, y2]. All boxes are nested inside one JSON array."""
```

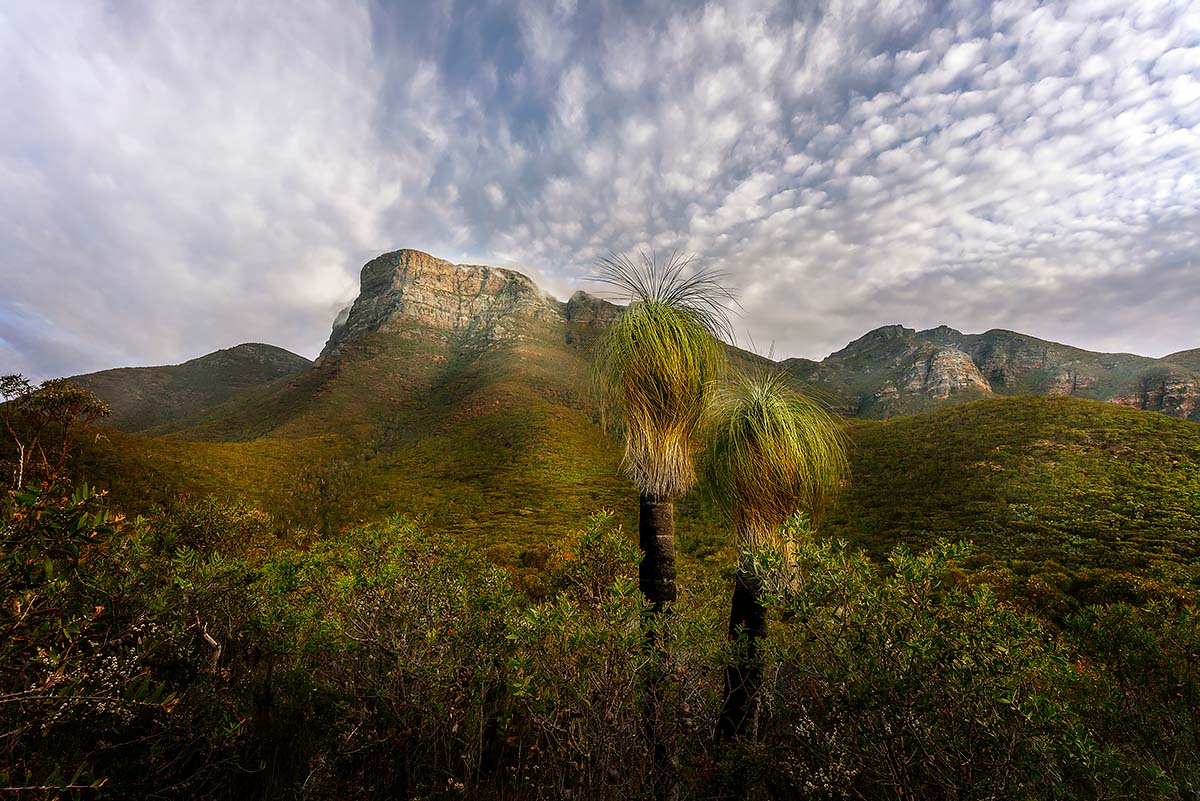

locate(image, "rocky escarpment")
[[321, 249, 563, 359], [1113, 370, 1200, 418], [904, 347, 992, 399], [563, 290, 622, 346], [847, 341, 993, 416]]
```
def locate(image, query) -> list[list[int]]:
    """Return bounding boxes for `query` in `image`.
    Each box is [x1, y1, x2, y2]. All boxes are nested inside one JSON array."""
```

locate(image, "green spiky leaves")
[[703, 371, 849, 549], [592, 252, 735, 499]]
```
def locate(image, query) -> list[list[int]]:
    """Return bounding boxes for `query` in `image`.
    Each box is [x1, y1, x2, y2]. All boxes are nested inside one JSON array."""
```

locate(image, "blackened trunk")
[[717, 566, 767, 741], [638, 491, 678, 800], [638, 491, 677, 614]]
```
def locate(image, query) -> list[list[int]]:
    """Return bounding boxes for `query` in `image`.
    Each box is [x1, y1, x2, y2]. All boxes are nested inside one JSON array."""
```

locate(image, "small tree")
[[1, 375, 110, 488], [0, 375, 34, 488], [703, 371, 849, 740]]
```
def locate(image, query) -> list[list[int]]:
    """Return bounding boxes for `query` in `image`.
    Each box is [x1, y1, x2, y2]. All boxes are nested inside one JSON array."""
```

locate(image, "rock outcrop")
[[320, 249, 562, 359], [563, 290, 622, 346], [1113, 370, 1200, 418], [962, 332, 1056, 389], [782, 321, 1200, 421], [904, 347, 992, 399]]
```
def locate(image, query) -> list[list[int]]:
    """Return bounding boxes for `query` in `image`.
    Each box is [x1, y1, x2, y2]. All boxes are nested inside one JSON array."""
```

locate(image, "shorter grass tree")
[[703, 370, 849, 739]]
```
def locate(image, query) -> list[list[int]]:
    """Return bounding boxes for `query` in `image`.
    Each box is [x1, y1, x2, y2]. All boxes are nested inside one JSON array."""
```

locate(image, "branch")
[[197, 616, 222, 673]]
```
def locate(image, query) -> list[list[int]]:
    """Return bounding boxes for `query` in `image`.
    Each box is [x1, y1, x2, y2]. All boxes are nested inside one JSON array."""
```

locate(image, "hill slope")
[[74, 250, 634, 557], [823, 395, 1200, 575], [69, 343, 311, 433]]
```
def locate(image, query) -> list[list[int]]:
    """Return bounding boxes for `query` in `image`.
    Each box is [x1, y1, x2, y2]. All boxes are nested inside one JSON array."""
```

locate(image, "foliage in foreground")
[[3, 487, 1199, 799]]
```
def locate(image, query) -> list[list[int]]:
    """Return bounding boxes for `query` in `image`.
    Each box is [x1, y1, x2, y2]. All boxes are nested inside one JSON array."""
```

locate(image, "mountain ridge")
[[65, 250, 1200, 429], [45, 248, 1200, 584]]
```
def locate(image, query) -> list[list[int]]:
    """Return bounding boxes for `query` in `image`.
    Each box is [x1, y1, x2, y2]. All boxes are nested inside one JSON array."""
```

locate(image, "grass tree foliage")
[[591, 251, 735, 614], [702, 371, 850, 740]]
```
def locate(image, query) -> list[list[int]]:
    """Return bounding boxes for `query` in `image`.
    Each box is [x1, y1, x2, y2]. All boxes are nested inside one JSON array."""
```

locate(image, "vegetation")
[[702, 371, 849, 740], [2, 375, 111, 488], [591, 251, 734, 615], [822, 395, 1200, 617], [4, 487, 1199, 799], [8, 302, 1200, 798]]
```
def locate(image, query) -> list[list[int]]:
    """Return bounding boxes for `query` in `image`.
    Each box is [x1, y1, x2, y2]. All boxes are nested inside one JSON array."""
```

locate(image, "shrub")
[[734, 529, 1102, 799]]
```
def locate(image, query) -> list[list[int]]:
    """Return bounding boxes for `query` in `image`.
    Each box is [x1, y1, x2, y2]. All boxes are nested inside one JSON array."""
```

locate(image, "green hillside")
[[48, 251, 1200, 590], [823, 395, 1200, 581], [73, 315, 636, 560], [72, 384, 1200, 595], [68, 342, 311, 433], [1165, 348, 1200, 371]]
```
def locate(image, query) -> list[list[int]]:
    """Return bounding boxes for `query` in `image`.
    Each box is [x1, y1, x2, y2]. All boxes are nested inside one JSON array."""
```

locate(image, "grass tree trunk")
[[639, 491, 679, 800], [638, 491, 677, 615], [717, 557, 767, 741]]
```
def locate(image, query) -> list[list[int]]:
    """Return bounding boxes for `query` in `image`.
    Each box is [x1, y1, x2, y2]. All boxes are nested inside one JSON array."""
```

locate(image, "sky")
[[2, 0, 1199, 380]]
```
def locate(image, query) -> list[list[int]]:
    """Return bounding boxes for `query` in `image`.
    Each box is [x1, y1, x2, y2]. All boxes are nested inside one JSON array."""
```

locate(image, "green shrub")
[[734, 527, 1103, 799], [0, 484, 251, 797], [5, 487, 1199, 800]]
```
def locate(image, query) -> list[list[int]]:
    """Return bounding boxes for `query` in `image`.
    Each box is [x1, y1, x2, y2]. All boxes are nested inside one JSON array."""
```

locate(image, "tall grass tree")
[[592, 251, 734, 801], [592, 251, 735, 616], [703, 370, 849, 740]]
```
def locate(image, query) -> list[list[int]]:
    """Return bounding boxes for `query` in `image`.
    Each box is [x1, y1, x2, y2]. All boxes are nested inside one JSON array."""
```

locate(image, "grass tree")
[[704, 370, 849, 740], [592, 251, 735, 618]]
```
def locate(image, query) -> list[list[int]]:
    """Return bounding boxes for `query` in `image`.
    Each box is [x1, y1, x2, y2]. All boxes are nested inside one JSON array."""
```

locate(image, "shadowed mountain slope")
[[68, 343, 311, 433]]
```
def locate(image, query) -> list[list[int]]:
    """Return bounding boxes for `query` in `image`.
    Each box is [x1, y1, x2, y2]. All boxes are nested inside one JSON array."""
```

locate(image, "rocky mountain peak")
[[565, 290, 621, 324], [829, 324, 916, 359], [320, 249, 563, 359], [919, 325, 964, 344]]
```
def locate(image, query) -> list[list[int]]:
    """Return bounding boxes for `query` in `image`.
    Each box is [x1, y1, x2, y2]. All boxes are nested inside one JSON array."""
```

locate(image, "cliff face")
[[905, 348, 992, 399], [1113, 370, 1200, 418], [320, 249, 563, 359]]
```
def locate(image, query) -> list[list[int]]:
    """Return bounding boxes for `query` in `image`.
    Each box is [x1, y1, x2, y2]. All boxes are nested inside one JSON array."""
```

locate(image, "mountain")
[[74, 250, 632, 556], [68, 343, 312, 433], [58, 249, 1200, 584], [784, 324, 1200, 421]]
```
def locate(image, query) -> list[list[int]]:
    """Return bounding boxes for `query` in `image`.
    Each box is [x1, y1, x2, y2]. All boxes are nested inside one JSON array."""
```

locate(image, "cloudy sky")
[[2, 0, 1199, 379]]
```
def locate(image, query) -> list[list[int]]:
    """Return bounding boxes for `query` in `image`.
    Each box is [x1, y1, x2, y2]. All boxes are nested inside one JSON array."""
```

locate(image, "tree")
[[592, 252, 734, 617], [0, 375, 34, 488], [592, 252, 733, 801], [703, 370, 849, 740], [1, 375, 110, 488]]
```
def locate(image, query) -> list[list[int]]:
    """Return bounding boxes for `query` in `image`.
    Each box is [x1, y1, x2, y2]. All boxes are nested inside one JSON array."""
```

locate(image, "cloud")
[[2, 0, 1199, 380]]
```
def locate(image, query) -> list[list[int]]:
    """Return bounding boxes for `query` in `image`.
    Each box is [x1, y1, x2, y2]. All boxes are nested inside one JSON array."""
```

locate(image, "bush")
[[0, 484, 251, 796], [733, 529, 1102, 799], [4, 489, 1198, 800]]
